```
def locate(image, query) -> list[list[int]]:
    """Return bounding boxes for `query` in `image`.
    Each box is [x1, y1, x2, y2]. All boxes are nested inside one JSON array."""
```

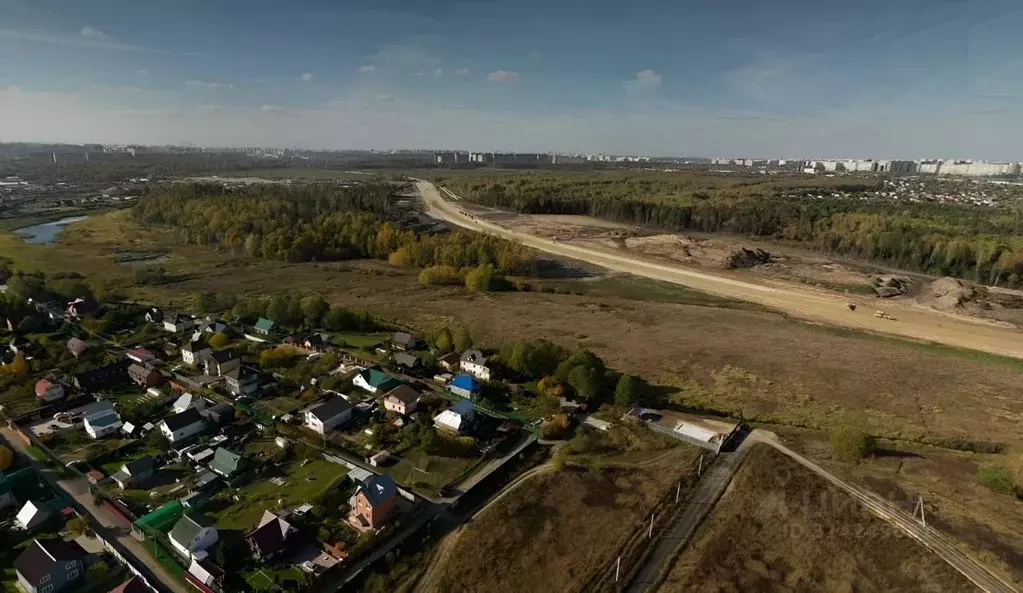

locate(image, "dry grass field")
[[419, 444, 702, 593], [5, 210, 1023, 451], [772, 426, 1023, 586], [657, 445, 976, 593]]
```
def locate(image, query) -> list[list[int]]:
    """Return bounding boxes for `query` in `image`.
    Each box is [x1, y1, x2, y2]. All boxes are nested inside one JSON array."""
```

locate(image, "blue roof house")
[[449, 374, 482, 399]]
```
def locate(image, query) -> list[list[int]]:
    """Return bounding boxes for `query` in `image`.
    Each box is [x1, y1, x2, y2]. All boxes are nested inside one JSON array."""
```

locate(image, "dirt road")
[[417, 180, 1023, 360], [626, 441, 752, 592], [752, 432, 1019, 593]]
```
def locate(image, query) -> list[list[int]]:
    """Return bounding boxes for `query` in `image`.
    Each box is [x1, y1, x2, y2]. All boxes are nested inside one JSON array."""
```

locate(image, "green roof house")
[[209, 448, 244, 479], [353, 368, 401, 394], [253, 318, 275, 335], [169, 512, 218, 560]]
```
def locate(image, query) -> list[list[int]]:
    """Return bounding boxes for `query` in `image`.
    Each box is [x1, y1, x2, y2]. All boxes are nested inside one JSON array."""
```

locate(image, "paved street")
[[1, 427, 190, 593]]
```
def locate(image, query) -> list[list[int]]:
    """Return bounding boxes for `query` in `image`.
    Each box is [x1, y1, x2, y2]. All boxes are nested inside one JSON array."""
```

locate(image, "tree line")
[[440, 171, 1023, 286], [132, 182, 535, 275]]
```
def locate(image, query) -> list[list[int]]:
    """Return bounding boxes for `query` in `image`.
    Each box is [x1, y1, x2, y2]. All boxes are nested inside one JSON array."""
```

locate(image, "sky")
[[3, 0, 1023, 158]]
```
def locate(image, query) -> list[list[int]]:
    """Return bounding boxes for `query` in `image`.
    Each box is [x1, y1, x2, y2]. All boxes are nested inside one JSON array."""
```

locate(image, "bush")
[[208, 332, 231, 349], [976, 464, 1017, 495], [540, 414, 574, 440], [829, 419, 876, 462], [418, 265, 463, 286]]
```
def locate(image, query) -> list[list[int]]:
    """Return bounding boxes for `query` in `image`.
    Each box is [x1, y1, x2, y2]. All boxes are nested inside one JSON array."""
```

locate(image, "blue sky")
[[3, 0, 1023, 158]]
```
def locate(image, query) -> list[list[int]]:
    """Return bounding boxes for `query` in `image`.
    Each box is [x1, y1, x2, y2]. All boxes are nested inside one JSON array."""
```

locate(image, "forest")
[[435, 170, 1023, 286], [131, 182, 535, 275]]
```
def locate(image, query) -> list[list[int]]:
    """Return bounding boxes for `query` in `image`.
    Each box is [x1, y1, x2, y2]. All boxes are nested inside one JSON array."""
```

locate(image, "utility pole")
[[913, 496, 926, 527], [648, 514, 654, 538], [614, 555, 621, 583], [698, 453, 704, 476], [675, 481, 681, 504]]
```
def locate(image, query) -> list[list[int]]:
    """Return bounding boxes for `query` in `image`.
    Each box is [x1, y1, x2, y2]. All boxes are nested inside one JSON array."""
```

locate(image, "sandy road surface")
[[417, 180, 1023, 360]]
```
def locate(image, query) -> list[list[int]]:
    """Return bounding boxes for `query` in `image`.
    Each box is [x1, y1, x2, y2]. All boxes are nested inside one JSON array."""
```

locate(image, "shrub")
[[829, 418, 876, 462], [976, 464, 1017, 495], [540, 414, 574, 440]]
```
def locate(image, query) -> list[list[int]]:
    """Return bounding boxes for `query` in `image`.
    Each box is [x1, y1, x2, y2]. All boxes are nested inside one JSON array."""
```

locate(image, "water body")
[[14, 215, 89, 244]]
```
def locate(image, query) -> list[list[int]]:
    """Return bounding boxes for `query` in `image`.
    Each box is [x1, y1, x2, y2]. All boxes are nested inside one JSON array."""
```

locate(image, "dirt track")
[[416, 180, 1023, 360]]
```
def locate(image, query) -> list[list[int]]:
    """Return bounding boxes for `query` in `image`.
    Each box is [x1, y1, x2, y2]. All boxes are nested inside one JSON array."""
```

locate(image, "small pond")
[[13, 216, 89, 244]]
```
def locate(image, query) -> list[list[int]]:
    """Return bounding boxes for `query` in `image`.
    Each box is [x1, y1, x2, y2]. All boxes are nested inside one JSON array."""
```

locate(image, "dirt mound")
[[724, 247, 771, 269], [920, 277, 985, 311], [870, 274, 913, 298], [621, 234, 770, 269]]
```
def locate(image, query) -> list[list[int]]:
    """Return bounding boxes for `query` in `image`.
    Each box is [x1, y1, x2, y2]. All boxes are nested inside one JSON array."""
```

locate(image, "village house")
[[434, 399, 476, 434], [126, 347, 156, 364], [391, 351, 420, 371], [111, 457, 156, 490], [34, 379, 65, 403], [253, 317, 275, 336], [73, 360, 130, 392], [347, 474, 398, 532], [208, 448, 245, 479], [159, 408, 208, 443], [459, 349, 492, 381], [203, 349, 240, 376], [181, 340, 211, 366], [353, 368, 401, 394], [391, 331, 417, 351], [245, 510, 299, 562], [15, 500, 51, 530], [169, 512, 219, 560], [14, 538, 86, 593], [382, 385, 419, 416], [437, 352, 460, 372], [448, 374, 482, 399], [128, 363, 162, 388], [84, 408, 123, 439], [304, 397, 353, 434], [163, 313, 193, 333], [187, 558, 225, 591], [224, 367, 261, 397]]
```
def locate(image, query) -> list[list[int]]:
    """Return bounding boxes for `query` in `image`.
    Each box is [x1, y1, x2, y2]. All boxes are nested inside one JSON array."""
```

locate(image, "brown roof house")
[[128, 364, 162, 388], [245, 510, 299, 562], [347, 474, 398, 532], [382, 385, 419, 416], [437, 352, 460, 372]]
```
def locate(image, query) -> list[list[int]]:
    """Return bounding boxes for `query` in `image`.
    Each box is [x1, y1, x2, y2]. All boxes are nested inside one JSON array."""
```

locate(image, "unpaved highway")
[[417, 180, 1023, 360]]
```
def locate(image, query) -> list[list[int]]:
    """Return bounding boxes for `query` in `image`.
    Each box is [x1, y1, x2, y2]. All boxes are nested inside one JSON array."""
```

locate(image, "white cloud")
[[358, 64, 376, 73], [410, 69, 424, 77], [107, 85, 144, 93], [487, 70, 519, 83], [433, 68, 444, 78], [184, 80, 231, 89], [137, 70, 148, 75], [624, 69, 662, 96], [454, 68, 469, 76], [195, 105, 221, 113], [0, 27, 156, 52], [80, 26, 108, 39], [528, 50, 541, 60], [301, 72, 314, 82]]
